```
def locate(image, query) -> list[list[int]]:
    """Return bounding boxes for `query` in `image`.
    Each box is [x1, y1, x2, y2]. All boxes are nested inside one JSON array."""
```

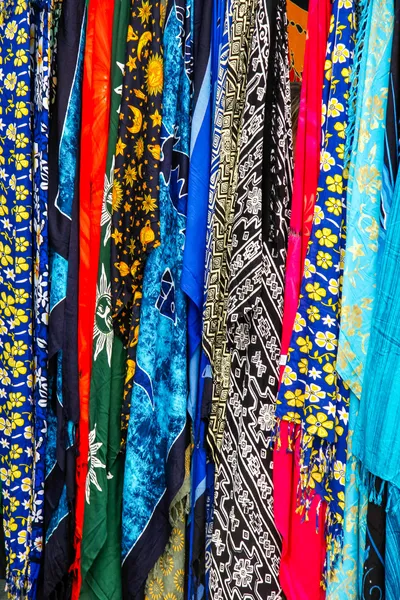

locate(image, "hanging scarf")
[[210, 0, 292, 596], [276, 0, 356, 569], [121, 0, 192, 596], [275, 1, 331, 595], [43, 0, 86, 595], [0, 3, 35, 595], [202, 0, 255, 460], [79, 0, 130, 596], [74, 0, 115, 596], [111, 0, 164, 449]]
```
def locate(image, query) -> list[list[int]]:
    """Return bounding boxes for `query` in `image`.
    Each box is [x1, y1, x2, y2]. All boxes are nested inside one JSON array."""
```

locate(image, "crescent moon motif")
[[127, 105, 143, 134], [137, 30, 152, 61]]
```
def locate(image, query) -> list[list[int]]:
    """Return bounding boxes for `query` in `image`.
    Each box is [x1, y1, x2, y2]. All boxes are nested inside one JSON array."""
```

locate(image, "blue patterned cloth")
[[121, 0, 192, 595]]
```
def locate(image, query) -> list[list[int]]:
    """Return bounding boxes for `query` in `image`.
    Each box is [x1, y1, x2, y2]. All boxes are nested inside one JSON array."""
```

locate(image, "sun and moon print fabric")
[[111, 0, 164, 448]]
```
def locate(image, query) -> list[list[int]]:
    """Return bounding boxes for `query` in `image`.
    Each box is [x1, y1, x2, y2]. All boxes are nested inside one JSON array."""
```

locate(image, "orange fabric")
[[73, 0, 115, 596], [287, 0, 308, 81]]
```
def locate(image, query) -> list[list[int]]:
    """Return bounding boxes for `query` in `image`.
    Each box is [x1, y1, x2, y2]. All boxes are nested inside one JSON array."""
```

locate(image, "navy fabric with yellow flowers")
[[111, 0, 164, 446]]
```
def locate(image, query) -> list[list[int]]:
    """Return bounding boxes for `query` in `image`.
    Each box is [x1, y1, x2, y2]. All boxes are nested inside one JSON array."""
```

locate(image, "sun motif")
[[170, 527, 184, 552], [147, 577, 164, 600], [174, 569, 185, 593], [112, 179, 123, 212], [135, 136, 145, 160], [145, 53, 163, 96], [159, 553, 174, 576]]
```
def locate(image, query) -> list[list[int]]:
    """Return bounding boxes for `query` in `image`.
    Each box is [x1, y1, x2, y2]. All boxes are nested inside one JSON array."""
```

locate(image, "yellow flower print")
[[21, 477, 31, 492], [4, 72, 17, 91], [5, 21, 17, 39], [16, 81, 29, 97], [315, 227, 338, 248], [315, 331, 337, 351], [17, 530, 27, 545], [325, 197, 342, 216], [124, 164, 138, 186], [8, 392, 25, 409], [338, 491, 345, 511], [327, 98, 344, 118], [306, 412, 334, 438], [0, 293, 15, 316], [15, 237, 29, 253], [308, 464, 323, 489], [16, 185, 29, 201], [293, 313, 306, 332], [334, 460, 346, 486], [15, 0, 28, 15], [11, 361, 27, 378], [320, 151, 335, 172], [9, 464, 21, 480], [328, 278, 340, 295], [313, 206, 324, 225], [296, 336, 312, 353], [282, 411, 301, 424], [14, 49, 28, 67], [341, 66, 350, 83], [16, 28, 28, 44], [11, 308, 29, 327], [148, 577, 164, 600], [159, 553, 174, 576], [15, 256, 29, 273], [303, 258, 316, 279], [15, 133, 29, 149], [326, 174, 343, 193], [9, 497, 20, 513], [13, 340, 28, 355], [305, 383, 326, 403], [334, 121, 346, 139], [143, 194, 157, 214], [0, 467, 8, 482], [305, 282, 326, 301], [10, 413, 24, 430], [174, 569, 185, 593], [0, 195, 8, 217], [307, 306, 321, 322], [138, 0, 152, 23], [324, 59, 332, 81], [366, 95, 384, 129], [6, 123, 17, 141], [282, 366, 297, 387], [171, 526, 184, 552], [14, 153, 29, 171], [357, 165, 381, 195], [0, 242, 12, 267], [146, 53, 163, 96], [135, 136, 145, 159], [323, 362, 336, 385], [336, 144, 345, 161], [14, 288, 29, 304], [332, 43, 350, 64], [316, 251, 333, 270], [284, 389, 305, 408], [298, 358, 308, 374]]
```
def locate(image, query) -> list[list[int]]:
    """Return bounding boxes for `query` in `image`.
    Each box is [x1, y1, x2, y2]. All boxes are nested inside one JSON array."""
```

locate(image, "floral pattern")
[[111, 0, 164, 447], [276, 0, 356, 569], [0, 2, 35, 594]]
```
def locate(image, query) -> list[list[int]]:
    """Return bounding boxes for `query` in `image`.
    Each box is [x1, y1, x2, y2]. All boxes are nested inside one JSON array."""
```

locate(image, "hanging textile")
[[74, 0, 116, 596], [210, 0, 293, 597], [286, 0, 308, 82], [276, 0, 356, 570], [121, 0, 192, 596], [43, 0, 86, 595], [79, 0, 130, 596], [110, 0, 164, 448], [0, 2, 35, 595], [30, 1, 54, 597]]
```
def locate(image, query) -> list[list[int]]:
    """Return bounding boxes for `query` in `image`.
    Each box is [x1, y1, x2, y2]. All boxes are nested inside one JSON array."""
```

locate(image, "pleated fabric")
[[74, 0, 115, 596]]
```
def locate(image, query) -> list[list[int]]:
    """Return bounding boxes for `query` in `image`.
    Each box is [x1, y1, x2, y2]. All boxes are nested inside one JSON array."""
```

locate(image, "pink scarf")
[[274, 0, 332, 596]]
